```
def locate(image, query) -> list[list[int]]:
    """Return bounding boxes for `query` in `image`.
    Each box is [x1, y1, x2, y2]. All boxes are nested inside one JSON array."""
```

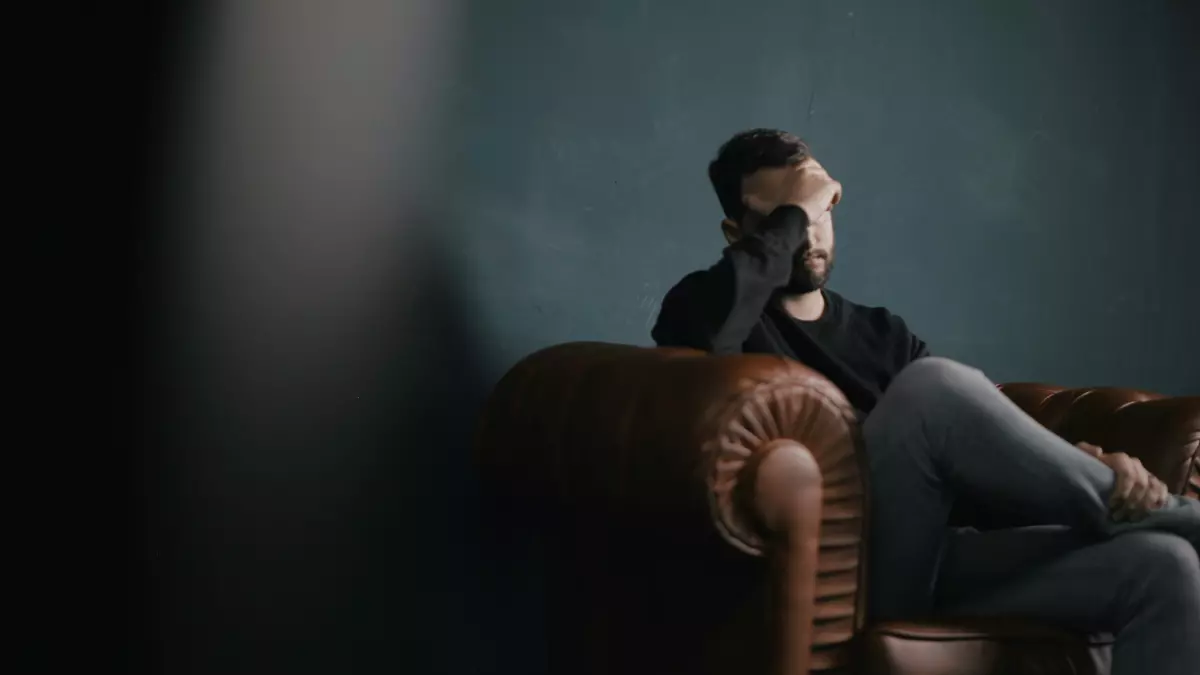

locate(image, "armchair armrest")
[[1000, 384, 1200, 497], [475, 342, 867, 674]]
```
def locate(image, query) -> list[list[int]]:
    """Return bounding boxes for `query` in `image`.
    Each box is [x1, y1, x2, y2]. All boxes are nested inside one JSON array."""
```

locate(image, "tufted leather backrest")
[[1000, 383, 1200, 498]]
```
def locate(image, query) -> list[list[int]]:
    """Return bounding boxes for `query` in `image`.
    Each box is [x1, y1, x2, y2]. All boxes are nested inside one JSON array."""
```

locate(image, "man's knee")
[[897, 357, 977, 381], [886, 357, 987, 401], [1117, 532, 1200, 608], [868, 358, 977, 429], [1141, 532, 1200, 585]]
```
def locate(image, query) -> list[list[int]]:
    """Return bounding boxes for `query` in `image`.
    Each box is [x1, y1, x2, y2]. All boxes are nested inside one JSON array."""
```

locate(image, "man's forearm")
[[706, 206, 808, 353], [652, 206, 808, 352]]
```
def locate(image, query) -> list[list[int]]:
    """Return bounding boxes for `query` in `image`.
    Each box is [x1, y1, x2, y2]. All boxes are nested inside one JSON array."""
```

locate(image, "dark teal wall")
[[450, 0, 1199, 394]]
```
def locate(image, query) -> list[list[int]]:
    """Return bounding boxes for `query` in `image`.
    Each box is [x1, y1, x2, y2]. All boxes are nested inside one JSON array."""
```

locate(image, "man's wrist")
[[766, 204, 811, 229]]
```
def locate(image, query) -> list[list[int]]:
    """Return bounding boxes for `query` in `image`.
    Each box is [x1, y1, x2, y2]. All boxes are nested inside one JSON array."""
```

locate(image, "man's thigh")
[[933, 525, 1097, 610], [934, 526, 1196, 635]]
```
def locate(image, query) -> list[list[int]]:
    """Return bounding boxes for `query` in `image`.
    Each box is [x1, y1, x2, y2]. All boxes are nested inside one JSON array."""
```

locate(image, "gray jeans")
[[862, 357, 1200, 675]]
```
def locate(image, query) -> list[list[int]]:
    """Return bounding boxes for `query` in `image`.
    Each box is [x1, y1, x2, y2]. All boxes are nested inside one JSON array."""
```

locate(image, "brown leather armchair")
[[475, 342, 1200, 675]]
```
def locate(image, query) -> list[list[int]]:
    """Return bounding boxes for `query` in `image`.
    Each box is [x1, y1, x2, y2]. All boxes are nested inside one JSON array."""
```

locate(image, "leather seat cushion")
[[859, 619, 1114, 675]]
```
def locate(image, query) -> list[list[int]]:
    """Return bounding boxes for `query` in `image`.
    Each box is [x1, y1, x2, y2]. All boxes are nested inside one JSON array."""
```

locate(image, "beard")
[[784, 249, 834, 294]]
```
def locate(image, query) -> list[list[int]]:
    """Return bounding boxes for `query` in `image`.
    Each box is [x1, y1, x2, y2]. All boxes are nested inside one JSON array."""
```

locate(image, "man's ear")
[[720, 218, 741, 246]]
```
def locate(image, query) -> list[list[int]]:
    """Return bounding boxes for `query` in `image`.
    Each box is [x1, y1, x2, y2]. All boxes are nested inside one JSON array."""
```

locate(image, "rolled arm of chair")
[[475, 342, 869, 675], [475, 342, 864, 552]]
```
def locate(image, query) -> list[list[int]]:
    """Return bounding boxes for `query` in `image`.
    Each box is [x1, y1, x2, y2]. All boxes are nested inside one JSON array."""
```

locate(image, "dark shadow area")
[[142, 224, 494, 674], [47, 2, 207, 672], [127, 2, 501, 670]]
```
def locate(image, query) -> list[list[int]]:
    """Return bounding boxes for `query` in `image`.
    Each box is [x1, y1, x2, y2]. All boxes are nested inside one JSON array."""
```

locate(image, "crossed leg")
[[859, 357, 1200, 674], [934, 526, 1200, 675]]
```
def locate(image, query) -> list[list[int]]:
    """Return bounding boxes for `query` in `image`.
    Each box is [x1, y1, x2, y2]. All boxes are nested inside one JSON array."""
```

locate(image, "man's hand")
[[743, 157, 843, 224], [1076, 442, 1170, 521]]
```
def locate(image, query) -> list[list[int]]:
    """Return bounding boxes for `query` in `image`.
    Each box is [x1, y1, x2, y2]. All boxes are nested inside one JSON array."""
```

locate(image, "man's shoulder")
[[652, 268, 725, 347], [662, 269, 714, 302], [674, 268, 713, 287]]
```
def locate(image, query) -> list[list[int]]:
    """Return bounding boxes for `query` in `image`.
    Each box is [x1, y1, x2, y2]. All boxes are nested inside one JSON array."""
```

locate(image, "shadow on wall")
[[334, 226, 499, 674], [145, 222, 504, 675], [135, 0, 531, 671]]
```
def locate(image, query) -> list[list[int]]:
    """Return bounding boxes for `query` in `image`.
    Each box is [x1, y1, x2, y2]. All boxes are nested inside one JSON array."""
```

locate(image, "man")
[[653, 129, 1200, 675]]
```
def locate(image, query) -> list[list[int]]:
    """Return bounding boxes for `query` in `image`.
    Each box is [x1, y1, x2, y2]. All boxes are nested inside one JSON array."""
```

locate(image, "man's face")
[[785, 208, 835, 293], [727, 166, 836, 293]]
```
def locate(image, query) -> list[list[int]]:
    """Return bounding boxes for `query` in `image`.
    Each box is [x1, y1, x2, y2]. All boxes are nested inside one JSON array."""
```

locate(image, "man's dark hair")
[[708, 129, 810, 222]]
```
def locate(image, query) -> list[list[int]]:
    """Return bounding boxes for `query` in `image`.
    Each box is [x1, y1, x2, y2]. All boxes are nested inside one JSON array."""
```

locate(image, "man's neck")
[[781, 289, 826, 322]]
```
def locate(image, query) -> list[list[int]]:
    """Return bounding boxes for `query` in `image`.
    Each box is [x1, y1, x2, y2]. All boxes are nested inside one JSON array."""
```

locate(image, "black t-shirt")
[[787, 289, 929, 403], [652, 205, 928, 414]]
